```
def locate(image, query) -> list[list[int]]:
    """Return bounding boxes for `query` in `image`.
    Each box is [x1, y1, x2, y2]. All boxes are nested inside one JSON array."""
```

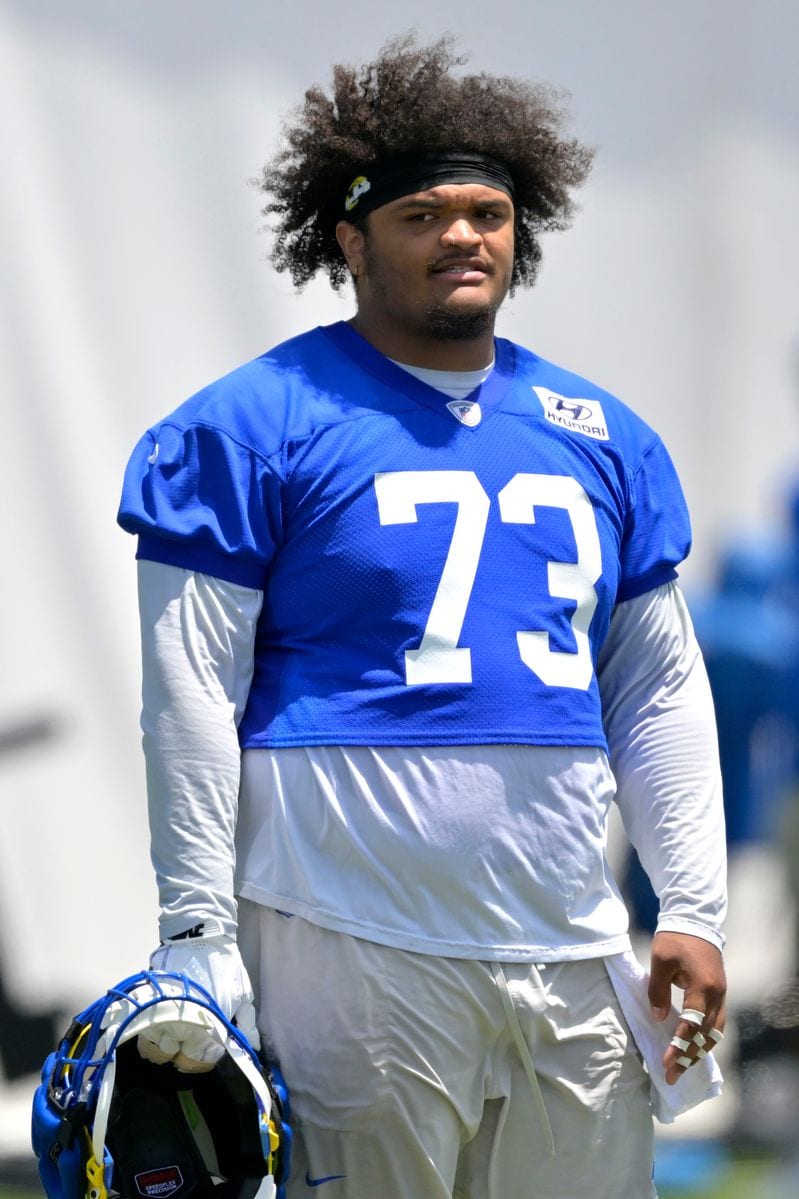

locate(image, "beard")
[[422, 301, 501, 341]]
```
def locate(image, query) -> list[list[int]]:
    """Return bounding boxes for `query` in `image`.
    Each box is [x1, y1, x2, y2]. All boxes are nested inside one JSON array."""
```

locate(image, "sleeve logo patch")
[[532, 387, 609, 441], [135, 1167, 184, 1197]]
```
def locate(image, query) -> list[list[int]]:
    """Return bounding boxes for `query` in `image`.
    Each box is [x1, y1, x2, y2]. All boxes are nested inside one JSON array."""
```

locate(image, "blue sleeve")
[[617, 436, 692, 602], [117, 420, 282, 590]]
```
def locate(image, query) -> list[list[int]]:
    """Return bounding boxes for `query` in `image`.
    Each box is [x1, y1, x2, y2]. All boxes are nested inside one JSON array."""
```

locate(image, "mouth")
[[429, 257, 492, 284]]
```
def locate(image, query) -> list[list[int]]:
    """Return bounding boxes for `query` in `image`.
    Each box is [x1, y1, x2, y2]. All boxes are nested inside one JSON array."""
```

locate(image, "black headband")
[[343, 152, 516, 218]]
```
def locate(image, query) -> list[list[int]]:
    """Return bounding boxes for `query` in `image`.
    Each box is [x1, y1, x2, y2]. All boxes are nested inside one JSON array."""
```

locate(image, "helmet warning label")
[[135, 1167, 185, 1197]]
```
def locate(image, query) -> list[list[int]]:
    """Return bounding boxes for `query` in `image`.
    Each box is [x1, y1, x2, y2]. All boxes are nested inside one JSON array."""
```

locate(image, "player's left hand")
[[648, 930, 727, 1085]]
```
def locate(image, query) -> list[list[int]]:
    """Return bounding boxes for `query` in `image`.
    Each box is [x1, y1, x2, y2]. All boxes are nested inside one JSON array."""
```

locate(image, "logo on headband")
[[345, 175, 371, 212]]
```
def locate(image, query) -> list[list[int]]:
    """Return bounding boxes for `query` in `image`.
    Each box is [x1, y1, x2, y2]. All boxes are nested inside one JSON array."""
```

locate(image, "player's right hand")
[[138, 929, 260, 1072]]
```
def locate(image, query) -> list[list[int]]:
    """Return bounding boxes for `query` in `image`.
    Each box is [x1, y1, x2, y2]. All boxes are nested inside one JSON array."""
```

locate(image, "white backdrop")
[[2, 0, 798, 1099]]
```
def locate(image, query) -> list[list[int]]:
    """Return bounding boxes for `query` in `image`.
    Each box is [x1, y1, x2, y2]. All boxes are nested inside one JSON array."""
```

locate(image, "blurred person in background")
[[692, 473, 799, 1157]]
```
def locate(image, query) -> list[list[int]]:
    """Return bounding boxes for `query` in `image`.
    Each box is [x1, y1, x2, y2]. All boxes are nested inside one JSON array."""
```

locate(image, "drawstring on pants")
[[490, 961, 556, 1157]]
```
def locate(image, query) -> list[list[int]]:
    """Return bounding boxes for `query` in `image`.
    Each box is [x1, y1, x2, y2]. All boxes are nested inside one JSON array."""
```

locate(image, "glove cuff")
[[161, 917, 228, 945]]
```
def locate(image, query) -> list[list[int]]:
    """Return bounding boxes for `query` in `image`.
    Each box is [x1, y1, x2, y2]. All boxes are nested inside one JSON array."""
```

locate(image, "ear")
[[336, 220, 365, 279]]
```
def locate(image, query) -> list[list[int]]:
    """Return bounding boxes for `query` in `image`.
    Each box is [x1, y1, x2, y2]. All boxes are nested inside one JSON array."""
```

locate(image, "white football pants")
[[238, 902, 657, 1199]]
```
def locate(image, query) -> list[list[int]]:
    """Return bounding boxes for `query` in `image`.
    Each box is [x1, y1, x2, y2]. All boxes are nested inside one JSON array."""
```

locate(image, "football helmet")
[[32, 970, 291, 1199]]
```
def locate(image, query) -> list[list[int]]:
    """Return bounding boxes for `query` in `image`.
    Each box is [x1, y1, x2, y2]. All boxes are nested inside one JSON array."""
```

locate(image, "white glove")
[[138, 931, 260, 1073]]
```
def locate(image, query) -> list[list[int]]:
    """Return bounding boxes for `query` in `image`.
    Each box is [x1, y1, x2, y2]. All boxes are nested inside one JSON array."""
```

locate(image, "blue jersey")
[[118, 322, 690, 750]]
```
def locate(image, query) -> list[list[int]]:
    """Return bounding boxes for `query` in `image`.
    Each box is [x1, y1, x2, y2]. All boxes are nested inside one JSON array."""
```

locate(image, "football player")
[[118, 33, 727, 1199]]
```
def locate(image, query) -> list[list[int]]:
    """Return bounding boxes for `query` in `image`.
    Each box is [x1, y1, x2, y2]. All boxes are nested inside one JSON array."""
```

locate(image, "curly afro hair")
[[256, 33, 594, 292]]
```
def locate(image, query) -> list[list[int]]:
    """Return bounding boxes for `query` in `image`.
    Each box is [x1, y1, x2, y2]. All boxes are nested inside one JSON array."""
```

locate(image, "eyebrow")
[[392, 194, 512, 212]]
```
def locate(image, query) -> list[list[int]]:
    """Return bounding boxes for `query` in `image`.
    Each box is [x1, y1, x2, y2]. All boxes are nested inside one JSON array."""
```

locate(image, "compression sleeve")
[[138, 559, 263, 939], [597, 581, 727, 949]]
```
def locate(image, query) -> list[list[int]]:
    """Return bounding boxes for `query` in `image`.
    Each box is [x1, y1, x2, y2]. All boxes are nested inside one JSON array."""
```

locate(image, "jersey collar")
[[320, 321, 518, 424]]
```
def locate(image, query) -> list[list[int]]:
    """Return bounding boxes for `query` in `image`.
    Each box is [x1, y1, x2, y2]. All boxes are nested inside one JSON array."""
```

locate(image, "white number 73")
[[374, 470, 601, 690]]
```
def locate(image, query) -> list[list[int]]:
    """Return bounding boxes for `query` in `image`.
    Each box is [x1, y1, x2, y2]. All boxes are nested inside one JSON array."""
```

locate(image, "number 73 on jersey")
[[374, 470, 602, 692]]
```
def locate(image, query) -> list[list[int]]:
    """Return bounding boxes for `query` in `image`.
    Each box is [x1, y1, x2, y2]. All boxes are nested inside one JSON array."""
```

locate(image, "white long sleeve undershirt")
[[138, 560, 726, 954]]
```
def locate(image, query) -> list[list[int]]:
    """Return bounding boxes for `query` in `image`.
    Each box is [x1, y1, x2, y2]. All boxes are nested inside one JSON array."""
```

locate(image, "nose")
[[442, 219, 482, 249]]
